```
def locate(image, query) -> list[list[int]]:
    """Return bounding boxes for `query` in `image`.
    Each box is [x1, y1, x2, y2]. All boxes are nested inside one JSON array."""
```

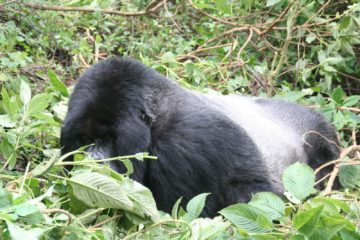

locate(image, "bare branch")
[[23, 2, 164, 16]]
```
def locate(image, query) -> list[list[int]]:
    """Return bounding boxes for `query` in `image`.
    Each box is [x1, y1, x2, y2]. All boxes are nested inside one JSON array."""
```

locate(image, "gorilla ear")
[[141, 108, 156, 126]]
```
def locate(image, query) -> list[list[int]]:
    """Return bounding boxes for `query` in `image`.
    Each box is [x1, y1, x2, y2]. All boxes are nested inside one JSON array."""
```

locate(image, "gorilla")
[[61, 57, 339, 217]]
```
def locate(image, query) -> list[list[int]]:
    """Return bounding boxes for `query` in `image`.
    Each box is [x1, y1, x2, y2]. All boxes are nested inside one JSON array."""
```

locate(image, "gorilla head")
[[61, 57, 339, 217]]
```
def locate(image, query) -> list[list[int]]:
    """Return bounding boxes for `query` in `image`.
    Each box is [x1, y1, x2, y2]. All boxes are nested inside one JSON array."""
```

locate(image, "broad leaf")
[[69, 172, 134, 210], [182, 193, 210, 222], [20, 81, 31, 106], [219, 203, 272, 233], [48, 70, 69, 96], [189, 217, 230, 240], [27, 93, 51, 116], [118, 178, 159, 221], [282, 162, 316, 202], [339, 164, 360, 188], [293, 205, 323, 236], [266, 0, 282, 7], [249, 192, 285, 221], [331, 86, 345, 105]]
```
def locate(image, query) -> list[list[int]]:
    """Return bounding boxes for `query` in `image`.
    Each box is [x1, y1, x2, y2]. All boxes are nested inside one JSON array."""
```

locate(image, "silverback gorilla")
[[61, 57, 339, 217]]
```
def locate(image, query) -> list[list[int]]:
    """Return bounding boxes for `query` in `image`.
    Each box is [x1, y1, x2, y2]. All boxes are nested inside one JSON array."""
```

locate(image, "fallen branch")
[[23, 1, 164, 16]]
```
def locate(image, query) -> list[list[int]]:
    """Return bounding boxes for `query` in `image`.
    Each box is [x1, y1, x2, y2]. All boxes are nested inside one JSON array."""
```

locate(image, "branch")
[[237, 27, 254, 59], [324, 145, 360, 195], [187, 0, 246, 27], [259, 1, 293, 36], [23, 2, 164, 16], [42, 209, 73, 226]]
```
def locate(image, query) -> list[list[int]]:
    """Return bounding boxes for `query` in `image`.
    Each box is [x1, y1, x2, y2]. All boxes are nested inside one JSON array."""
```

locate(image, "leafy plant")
[[0, 0, 359, 239]]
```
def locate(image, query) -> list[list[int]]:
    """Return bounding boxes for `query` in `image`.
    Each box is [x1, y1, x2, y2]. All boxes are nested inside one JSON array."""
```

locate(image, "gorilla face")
[[61, 57, 339, 217]]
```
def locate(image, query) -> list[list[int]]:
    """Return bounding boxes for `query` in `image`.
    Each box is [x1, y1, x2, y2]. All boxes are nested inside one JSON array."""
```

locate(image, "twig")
[[176, 43, 233, 61], [308, 105, 360, 113], [89, 214, 122, 230], [198, 27, 257, 52], [23, 2, 163, 16], [78, 54, 90, 68], [352, 129, 358, 146], [315, 173, 331, 186], [187, 0, 245, 27], [85, 28, 95, 43], [163, 0, 184, 33], [94, 44, 99, 62], [324, 145, 360, 195], [337, 106, 360, 113], [260, 1, 293, 36], [302, 0, 331, 26], [237, 28, 254, 59], [302, 131, 340, 150], [268, 1, 299, 91], [43, 208, 73, 226], [0, 0, 17, 7], [146, 0, 164, 11], [315, 158, 355, 174], [337, 71, 360, 83]]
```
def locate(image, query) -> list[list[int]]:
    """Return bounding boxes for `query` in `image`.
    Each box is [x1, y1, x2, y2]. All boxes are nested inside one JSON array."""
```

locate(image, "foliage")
[[0, 0, 359, 239]]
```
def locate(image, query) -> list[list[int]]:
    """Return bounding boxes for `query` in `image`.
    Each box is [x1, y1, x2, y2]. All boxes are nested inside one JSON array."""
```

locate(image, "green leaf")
[[249, 192, 285, 221], [266, 0, 282, 7], [69, 172, 134, 210], [331, 86, 345, 104], [48, 70, 69, 96], [339, 16, 351, 30], [339, 164, 360, 188], [190, 217, 230, 240], [20, 81, 31, 106], [14, 203, 39, 217], [0, 188, 12, 209], [31, 152, 59, 176], [181, 193, 210, 222], [171, 197, 182, 219], [312, 216, 348, 239], [21, 211, 45, 225], [6, 221, 39, 240], [342, 96, 360, 107], [0, 114, 15, 128], [341, 40, 355, 56], [306, 34, 316, 44], [118, 177, 159, 221], [219, 203, 272, 233], [289, 235, 306, 240], [309, 197, 350, 214], [282, 162, 316, 202], [214, 0, 231, 13], [318, 50, 327, 64], [1, 87, 19, 119], [293, 205, 323, 236], [275, 91, 308, 102], [250, 235, 278, 240], [27, 93, 51, 116], [339, 229, 360, 240], [0, 139, 17, 170], [161, 52, 176, 64]]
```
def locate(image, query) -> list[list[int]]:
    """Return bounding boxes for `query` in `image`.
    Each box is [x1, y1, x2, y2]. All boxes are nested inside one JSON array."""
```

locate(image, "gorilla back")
[[61, 57, 339, 217]]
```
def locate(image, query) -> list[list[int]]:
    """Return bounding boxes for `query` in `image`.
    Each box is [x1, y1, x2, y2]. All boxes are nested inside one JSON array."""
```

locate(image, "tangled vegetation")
[[0, 0, 359, 239]]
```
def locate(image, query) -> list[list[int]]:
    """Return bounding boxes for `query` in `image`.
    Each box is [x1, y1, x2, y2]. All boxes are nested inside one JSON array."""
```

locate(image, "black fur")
[[61, 57, 339, 217]]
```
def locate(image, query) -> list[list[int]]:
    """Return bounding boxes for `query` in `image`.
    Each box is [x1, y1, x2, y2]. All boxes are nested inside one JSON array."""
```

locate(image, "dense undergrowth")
[[0, 0, 359, 239]]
